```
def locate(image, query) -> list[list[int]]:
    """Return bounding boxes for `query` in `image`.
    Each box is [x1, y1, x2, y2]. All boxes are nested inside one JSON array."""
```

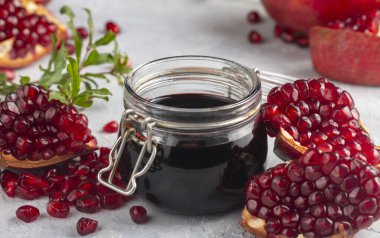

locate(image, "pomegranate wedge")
[[0, 85, 97, 168], [0, 0, 66, 69], [242, 149, 380, 238], [261, 78, 380, 165]]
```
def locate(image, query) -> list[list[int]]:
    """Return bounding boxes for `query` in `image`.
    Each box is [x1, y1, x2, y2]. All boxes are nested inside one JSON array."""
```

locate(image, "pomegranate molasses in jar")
[[98, 56, 267, 214]]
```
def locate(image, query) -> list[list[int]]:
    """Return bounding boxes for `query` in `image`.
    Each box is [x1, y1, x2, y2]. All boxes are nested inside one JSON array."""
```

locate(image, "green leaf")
[[60, 6, 82, 62], [82, 49, 99, 66], [83, 73, 110, 83], [73, 91, 93, 108], [20, 76, 31, 85], [66, 57, 81, 98], [0, 73, 6, 83], [90, 88, 112, 96], [94, 32, 116, 46], [39, 42, 67, 88], [49, 91, 69, 104], [83, 8, 94, 46]]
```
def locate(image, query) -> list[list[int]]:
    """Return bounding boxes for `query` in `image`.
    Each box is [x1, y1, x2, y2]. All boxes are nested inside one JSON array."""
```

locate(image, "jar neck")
[[123, 56, 262, 145]]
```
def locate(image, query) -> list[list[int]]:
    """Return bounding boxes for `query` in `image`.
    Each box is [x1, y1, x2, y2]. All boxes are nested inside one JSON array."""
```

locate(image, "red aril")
[[75, 195, 100, 213], [248, 31, 263, 43], [247, 11, 261, 23], [129, 205, 148, 224], [47, 201, 70, 218], [103, 120, 119, 133], [16, 205, 40, 223], [100, 192, 124, 209], [77, 217, 98, 236]]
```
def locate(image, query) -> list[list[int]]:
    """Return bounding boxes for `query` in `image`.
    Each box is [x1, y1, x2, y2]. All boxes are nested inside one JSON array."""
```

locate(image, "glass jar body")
[[119, 56, 267, 214]]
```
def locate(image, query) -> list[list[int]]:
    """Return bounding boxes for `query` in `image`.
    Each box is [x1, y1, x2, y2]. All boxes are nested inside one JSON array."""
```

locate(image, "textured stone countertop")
[[1, 0, 380, 237]]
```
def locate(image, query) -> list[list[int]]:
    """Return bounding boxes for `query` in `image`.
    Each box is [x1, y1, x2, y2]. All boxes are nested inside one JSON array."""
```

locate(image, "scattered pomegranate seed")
[[16, 205, 40, 223], [100, 192, 124, 209], [47, 201, 70, 218], [129, 206, 148, 224], [0, 69, 15, 81], [103, 120, 119, 133], [245, 149, 380, 237], [247, 11, 261, 23], [66, 43, 75, 55], [76, 27, 89, 39], [77, 217, 98, 236], [274, 24, 283, 37], [248, 30, 263, 43], [105, 21, 121, 34]]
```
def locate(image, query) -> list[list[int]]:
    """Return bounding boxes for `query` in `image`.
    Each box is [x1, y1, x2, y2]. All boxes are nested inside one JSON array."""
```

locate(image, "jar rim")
[[125, 55, 261, 114]]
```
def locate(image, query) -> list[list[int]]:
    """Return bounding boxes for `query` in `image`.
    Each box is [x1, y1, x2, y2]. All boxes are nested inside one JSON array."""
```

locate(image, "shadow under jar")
[[108, 56, 267, 214]]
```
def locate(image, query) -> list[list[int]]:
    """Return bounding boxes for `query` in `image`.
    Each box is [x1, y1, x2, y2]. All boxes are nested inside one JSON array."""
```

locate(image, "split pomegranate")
[[47, 201, 70, 218], [129, 206, 148, 224], [105, 21, 120, 35], [102, 120, 118, 133], [242, 149, 380, 237], [261, 0, 380, 35], [310, 10, 380, 85], [16, 205, 40, 223], [0, 85, 97, 167], [261, 78, 380, 165], [0, 0, 66, 69], [77, 217, 98, 236]]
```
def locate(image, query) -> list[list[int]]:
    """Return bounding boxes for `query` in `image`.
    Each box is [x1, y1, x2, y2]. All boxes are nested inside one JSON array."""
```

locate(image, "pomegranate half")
[[0, 0, 66, 69], [310, 10, 380, 86]]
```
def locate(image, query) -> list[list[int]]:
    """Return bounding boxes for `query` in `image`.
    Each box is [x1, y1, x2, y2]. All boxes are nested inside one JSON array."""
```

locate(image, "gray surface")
[[1, 0, 380, 237]]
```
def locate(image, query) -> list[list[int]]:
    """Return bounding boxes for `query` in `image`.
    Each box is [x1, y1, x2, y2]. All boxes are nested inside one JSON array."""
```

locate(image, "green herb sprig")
[[0, 5, 131, 108]]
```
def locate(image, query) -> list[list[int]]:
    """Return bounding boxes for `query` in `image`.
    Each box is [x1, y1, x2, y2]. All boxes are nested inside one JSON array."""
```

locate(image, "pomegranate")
[[47, 201, 70, 218], [261, 78, 380, 165], [242, 149, 380, 237], [102, 120, 118, 133], [0, 0, 66, 69], [0, 85, 97, 168], [77, 217, 98, 236], [129, 206, 148, 224], [105, 21, 120, 35], [16, 205, 40, 222], [310, 10, 380, 85], [261, 0, 380, 35]]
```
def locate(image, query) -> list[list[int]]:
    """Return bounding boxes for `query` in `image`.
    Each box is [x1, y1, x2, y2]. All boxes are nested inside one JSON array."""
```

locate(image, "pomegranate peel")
[[0, 0, 66, 69], [310, 26, 380, 86], [0, 139, 97, 169]]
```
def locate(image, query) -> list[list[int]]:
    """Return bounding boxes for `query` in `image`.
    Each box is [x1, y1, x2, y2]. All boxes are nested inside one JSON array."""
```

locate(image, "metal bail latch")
[[97, 109, 157, 196]]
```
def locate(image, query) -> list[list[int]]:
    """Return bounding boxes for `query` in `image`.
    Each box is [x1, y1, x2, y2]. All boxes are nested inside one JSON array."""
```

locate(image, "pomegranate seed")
[[100, 192, 124, 209], [129, 205, 148, 224], [248, 30, 263, 43], [76, 27, 88, 39], [0, 69, 15, 81], [47, 201, 70, 218], [15, 184, 42, 200], [105, 21, 121, 34], [16, 205, 40, 223], [75, 195, 100, 213], [247, 11, 261, 23], [103, 120, 119, 133], [77, 217, 98, 236], [66, 43, 75, 55], [274, 25, 283, 37]]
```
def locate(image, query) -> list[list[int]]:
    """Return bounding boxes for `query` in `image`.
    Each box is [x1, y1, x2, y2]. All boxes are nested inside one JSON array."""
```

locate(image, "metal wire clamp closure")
[[97, 109, 157, 196]]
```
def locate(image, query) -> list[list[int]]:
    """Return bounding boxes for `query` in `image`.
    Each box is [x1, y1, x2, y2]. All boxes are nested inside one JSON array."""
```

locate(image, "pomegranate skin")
[[310, 26, 380, 86], [261, 0, 380, 34]]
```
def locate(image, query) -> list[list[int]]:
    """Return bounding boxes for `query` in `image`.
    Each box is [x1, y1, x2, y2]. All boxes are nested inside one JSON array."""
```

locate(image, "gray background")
[[1, 0, 380, 237]]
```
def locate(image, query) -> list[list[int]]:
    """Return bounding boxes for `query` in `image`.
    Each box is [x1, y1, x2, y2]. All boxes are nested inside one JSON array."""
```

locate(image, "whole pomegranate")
[[261, 0, 380, 35]]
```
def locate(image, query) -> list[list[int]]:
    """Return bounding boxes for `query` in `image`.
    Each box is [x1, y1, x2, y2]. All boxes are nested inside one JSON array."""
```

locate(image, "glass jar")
[[98, 56, 268, 214]]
